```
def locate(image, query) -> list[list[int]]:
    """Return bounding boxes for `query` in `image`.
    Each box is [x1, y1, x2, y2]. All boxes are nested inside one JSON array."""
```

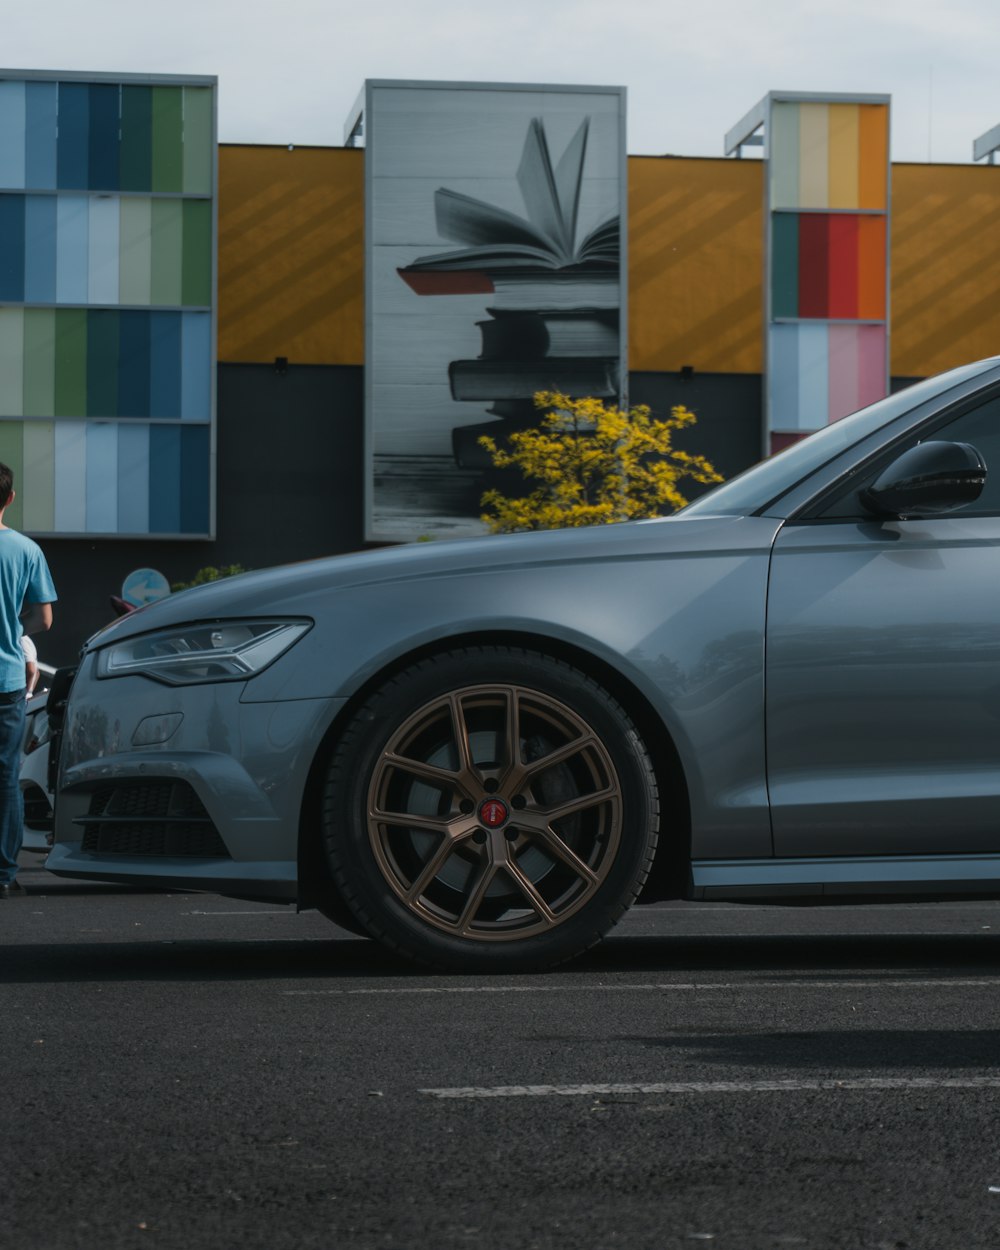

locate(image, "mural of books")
[[367, 81, 626, 541], [394, 115, 622, 480]]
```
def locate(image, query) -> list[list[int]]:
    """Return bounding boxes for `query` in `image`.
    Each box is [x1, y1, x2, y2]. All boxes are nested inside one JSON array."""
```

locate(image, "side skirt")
[[691, 853, 1000, 900]]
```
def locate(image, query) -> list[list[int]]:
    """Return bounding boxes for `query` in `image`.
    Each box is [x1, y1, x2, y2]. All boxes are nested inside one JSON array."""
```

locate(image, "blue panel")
[[0, 195, 25, 301], [0, 81, 26, 189], [87, 84, 119, 191], [117, 422, 149, 533], [148, 424, 181, 532], [25, 82, 58, 190], [180, 312, 211, 419], [56, 83, 89, 190], [53, 420, 87, 531], [55, 196, 89, 303], [149, 312, 181, 418], [179, 425, 209, 533], [24, 195, 57, 303], [85, 422, 118, 531], [118, 311, 150, 417], [796, 322, 829, 430], [768, 325, 800, 430]]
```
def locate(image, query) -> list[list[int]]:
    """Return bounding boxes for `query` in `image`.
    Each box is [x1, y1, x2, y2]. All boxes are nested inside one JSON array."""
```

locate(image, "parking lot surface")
[[5, 854, 1000, 1249]]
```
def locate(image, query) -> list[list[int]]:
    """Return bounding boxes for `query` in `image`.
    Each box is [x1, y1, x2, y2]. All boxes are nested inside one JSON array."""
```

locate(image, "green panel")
[[182, 87, 213, 195], [120, 85, 153, 193], [769, 101, 800, 210], [23, 309, 55, 417], [21, 421, 54, 533], [0, 308, 24, 418], [0, 421, 25, 530], [150, 199, 184, 305], [181, 200, 212, 306], [54, 309, 88, 417], [151, 87, 183, 193], [771, 213, 799, 319]]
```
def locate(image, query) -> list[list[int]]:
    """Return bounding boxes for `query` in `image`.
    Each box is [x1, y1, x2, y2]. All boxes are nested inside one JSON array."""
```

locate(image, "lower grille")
[[77, 780, 229, 858], [22, 783, 54, 832]]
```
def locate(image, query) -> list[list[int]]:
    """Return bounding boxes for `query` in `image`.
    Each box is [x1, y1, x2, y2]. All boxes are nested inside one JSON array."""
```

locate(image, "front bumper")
[[49, 654, 346, 901]]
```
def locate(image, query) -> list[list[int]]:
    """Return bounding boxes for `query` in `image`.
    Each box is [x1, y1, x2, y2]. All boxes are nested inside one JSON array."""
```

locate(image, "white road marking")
[[283, 978, 1000, 996], [420, 1077, 1000, 1099]]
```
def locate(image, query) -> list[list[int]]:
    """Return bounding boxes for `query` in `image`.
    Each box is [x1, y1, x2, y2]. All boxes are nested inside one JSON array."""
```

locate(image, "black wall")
[[629, 370, 764, 496], [39, 363, 364, 667]]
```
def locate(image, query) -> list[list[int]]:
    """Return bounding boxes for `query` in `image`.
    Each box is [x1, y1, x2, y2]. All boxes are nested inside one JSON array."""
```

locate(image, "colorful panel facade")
[[365, 80, 627, 542], [760, 94, 890, 453], [0, 71, 216, 537]]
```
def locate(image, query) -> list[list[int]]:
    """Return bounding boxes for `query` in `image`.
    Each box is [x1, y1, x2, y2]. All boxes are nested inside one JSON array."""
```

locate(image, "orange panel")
[[857, 106, 888, 211], [856, 215, 886, 320], [217, 145, 364, 365], [628, 156, 763, 374]]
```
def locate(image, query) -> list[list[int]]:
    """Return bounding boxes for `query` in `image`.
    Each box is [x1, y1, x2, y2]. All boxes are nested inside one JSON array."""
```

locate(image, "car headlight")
[[95, 619, 311, 686]]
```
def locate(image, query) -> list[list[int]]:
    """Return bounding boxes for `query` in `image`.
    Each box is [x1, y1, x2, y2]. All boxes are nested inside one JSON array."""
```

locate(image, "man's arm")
[[21, 602, 53, 635]]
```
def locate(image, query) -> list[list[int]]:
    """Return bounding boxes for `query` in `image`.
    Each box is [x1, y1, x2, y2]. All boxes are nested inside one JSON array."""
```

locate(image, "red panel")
[[771, 431, 810, 455], [798, 214, 829, 318], [827, 215, 859, 319]]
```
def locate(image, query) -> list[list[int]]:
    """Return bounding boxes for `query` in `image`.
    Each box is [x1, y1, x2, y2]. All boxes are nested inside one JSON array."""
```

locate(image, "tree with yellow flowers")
[[478, 391, 723, 533]]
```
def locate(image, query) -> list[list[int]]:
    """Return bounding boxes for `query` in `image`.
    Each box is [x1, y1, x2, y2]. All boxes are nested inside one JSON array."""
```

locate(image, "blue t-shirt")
[[0, 529, 56, 693]]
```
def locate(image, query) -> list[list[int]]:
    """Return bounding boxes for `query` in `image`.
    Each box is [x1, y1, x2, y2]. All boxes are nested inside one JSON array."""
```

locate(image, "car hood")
[[86, 512, 770, 649]]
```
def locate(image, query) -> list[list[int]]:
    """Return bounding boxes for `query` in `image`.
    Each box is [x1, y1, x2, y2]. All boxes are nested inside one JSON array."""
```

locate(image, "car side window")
[[816, 391, 1000, 519]]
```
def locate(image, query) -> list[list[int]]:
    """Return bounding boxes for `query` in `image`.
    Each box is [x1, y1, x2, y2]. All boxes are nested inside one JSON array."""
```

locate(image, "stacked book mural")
[[397, 117, 620, 466], [366, 81, 626, 541]]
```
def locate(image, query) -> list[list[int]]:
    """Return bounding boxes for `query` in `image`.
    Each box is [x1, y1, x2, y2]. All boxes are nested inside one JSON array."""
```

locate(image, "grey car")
[[47, 356, 1000, 971]]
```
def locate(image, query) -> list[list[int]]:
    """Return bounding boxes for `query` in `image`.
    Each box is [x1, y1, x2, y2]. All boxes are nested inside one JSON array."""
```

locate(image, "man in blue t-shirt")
[[0, 462, 56, 899]]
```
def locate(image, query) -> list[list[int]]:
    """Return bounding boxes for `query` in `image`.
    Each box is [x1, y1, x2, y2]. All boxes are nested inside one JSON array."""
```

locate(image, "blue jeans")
[[0, 692, 26, 884]]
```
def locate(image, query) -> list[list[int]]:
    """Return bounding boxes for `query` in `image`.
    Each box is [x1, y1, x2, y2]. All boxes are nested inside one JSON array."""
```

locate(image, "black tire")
[[322, 646, 659, 972]]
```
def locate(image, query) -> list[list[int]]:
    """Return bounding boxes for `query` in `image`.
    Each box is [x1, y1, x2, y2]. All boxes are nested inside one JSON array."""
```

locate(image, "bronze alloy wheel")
[[367, 683, 623, 940], [323, 647, 659, 971]]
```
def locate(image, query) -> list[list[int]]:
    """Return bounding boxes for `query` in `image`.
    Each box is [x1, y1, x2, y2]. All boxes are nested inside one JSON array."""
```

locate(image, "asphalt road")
[[5, 853, 1000, 1250]]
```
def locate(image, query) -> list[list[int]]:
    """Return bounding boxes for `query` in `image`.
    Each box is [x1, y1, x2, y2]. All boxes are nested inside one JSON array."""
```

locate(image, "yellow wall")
[[891, 164, 1000, 376], [629, 157, 763, 374], [218, 145, 364, 365], [217, 146, 1000, 380]]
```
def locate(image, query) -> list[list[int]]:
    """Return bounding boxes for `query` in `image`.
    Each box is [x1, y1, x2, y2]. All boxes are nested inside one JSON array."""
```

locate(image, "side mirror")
[[859, 440, 986, 518]]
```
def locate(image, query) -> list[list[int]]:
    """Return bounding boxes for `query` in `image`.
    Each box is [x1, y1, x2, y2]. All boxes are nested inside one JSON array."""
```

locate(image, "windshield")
[[680, 359, 1000, 518]]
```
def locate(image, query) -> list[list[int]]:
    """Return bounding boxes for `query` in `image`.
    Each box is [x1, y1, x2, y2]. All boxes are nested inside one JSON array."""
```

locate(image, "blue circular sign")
[[122, 568, 171, 607]]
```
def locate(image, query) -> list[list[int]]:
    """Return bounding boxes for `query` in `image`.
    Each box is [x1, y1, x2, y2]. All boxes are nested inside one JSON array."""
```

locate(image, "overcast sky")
[[5, 0, 999, 164]]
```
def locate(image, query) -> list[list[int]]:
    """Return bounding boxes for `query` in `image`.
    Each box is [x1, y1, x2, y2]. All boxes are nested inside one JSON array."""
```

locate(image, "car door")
[[765, 388, 1000, 858]]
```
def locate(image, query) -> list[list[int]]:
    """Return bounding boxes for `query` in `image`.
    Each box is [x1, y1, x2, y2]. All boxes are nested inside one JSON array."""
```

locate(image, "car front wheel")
[[322, 647, 659, 972]]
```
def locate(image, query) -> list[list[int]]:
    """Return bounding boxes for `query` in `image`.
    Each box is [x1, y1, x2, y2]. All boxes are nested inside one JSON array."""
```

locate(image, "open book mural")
[[398, 116, 622, 470], [365, 80, 625, 541]]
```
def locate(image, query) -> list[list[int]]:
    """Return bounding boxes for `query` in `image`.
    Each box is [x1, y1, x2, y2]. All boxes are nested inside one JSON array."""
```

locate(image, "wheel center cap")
[[478, 797, 510, 829]]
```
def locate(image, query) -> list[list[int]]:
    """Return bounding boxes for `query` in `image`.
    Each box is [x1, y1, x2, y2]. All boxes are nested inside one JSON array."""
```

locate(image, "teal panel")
[[25, 82, 58, 190], [770, 213, 799, 319], [0, 81, 26, 188], [120, 85, 152, 192], [86, 310, 119, 417]]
